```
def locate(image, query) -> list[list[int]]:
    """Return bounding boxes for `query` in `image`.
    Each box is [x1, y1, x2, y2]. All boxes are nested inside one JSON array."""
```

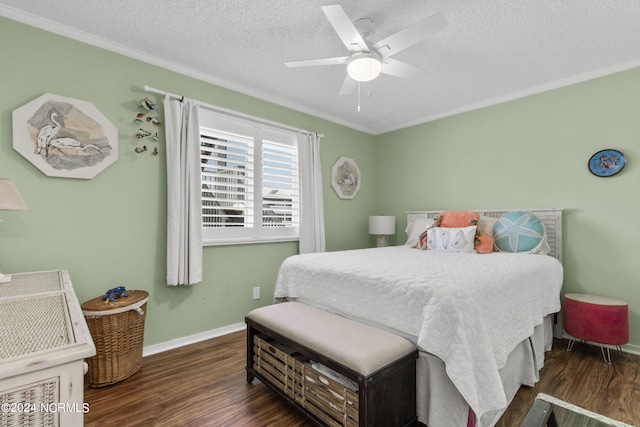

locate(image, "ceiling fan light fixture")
[[347, 53, 382, 82]]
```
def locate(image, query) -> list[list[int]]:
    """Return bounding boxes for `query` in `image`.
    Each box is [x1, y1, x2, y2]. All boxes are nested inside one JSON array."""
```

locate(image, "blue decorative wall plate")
[[588, 149, 626, 177]]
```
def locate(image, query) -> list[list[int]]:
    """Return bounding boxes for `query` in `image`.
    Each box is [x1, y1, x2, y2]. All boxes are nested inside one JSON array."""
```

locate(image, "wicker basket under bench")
[[246, 302, 417, 427]]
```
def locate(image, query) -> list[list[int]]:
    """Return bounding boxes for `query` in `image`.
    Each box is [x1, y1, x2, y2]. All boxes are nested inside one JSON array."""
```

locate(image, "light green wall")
[[0, 17, 376, 346], [375, 68, 640, 351]]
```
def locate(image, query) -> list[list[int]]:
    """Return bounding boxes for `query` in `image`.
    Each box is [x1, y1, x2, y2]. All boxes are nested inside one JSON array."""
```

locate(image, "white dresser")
[[0, 270, 96, 427]]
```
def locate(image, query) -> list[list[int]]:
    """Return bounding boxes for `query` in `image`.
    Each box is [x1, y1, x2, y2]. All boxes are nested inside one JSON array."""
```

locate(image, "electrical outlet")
[[252, 286, 260, 300]]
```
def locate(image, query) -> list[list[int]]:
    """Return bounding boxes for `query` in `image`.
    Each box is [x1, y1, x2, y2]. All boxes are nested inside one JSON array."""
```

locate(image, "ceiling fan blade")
[[285, 56, 349, 67], [321, 4, 368, 52], [339, 75, 358, 95], [381, 58, 424, 79], [373, 12, 447, 58]]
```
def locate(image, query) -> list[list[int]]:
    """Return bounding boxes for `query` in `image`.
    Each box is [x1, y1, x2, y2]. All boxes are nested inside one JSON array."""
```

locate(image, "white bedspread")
[[274, 246, 563, 424]]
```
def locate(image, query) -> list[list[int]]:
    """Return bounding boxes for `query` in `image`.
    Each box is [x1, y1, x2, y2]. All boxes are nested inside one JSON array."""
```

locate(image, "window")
[[199, 110, 299, 245]]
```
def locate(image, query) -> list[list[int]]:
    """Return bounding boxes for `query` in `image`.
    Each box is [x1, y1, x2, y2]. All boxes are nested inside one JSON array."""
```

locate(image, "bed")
[[274, 209, 564, 427]]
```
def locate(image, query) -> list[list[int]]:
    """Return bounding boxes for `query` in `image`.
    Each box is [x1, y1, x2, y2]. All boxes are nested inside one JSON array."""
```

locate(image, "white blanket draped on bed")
[[274, 246, 563, 424]]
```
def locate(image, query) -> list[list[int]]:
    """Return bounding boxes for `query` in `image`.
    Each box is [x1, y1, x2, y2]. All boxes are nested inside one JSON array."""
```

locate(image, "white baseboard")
[[142, 323, 246, 357], [624, 343, 640, 356]]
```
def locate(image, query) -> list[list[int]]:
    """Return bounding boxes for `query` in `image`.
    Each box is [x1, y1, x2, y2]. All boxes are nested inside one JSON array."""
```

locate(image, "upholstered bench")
[[246, 302, 417, 427]]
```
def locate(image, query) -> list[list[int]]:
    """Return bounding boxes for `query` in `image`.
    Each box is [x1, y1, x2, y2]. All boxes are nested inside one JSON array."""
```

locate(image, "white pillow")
[[426, 226, 477, 253], [477, 215, 499, 236], [405, 218, 434, 246]]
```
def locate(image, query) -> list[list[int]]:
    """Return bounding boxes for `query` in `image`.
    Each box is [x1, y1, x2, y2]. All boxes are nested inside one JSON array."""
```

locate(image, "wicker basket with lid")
[[81, 290, 149, 387]]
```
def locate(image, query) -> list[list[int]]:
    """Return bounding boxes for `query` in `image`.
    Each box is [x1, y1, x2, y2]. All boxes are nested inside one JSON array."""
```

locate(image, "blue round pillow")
[[492, 211, 545, 253]]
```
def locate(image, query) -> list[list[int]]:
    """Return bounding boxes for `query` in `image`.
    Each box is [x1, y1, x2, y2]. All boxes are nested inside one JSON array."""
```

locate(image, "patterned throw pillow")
[[492, 211, 546, 253], [426, 226, 477, 253]]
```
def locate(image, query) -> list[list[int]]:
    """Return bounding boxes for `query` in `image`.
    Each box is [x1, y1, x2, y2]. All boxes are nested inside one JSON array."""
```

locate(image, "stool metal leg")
[[600, 346, 612, 364], [599, 345, 626, 364], [567, 339, 575, 352]]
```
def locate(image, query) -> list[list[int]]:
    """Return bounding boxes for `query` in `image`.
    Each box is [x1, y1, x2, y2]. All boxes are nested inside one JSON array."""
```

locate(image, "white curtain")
[[297, 132, 325, 254], [164, 97, 203, 285]]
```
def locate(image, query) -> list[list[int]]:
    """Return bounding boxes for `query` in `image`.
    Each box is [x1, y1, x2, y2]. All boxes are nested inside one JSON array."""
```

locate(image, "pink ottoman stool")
[[564, 293, 628, 364]]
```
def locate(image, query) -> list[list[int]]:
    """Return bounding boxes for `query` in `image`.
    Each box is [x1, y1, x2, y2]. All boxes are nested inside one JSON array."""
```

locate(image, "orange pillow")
[[438, 210, 480, 228], [474, 232, 493, 254]]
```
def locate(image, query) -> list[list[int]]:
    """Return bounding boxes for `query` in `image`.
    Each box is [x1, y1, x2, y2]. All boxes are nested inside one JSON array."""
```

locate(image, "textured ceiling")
[[2, 1, 640, 134]]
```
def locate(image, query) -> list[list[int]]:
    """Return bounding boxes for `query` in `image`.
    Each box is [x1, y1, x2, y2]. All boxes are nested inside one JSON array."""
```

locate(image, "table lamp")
[[369, 215, 396, 247], [0, 178, 29, 283]]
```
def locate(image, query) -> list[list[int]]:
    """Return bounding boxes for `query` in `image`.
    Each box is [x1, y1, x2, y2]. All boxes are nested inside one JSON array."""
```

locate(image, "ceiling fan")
[[285, 4, 447, 96]]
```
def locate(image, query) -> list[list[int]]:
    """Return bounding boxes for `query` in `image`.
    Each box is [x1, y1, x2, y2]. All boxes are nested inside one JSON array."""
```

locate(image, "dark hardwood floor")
[[495, 341, 639, 427], [84, 331, 640, 427]]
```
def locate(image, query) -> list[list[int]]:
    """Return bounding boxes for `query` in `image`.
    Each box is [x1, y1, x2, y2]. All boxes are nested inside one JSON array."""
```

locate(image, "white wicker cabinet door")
[[0, 360, 88, 427], [0, 270, 95, 427]]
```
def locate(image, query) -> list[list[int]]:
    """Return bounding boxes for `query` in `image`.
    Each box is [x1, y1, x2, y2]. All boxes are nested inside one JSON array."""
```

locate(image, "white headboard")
[[406, 208, 563, 264]]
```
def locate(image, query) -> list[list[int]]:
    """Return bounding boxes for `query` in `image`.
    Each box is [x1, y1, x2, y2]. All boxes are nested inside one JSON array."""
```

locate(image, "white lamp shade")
[[0, 179, 28, 211], [369, 215, 396, 235]]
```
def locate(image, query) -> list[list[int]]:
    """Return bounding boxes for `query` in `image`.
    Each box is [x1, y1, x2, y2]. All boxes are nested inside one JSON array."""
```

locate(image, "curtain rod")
[[143, 85, 323, 138]]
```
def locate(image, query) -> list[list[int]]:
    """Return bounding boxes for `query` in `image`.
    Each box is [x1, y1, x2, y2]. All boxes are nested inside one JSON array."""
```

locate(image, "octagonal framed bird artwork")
[[331, 156, 361, 199], [12, 93, 118, 179]]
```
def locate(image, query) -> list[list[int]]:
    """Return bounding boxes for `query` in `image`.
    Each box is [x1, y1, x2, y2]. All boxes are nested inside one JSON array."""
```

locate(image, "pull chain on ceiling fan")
[[285, 4, 447, 102]]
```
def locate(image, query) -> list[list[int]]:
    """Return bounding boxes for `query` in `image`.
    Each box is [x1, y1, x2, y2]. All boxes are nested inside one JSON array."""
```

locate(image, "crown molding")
[[378, 58, 640, 135], [0, 4, 373, 135]]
